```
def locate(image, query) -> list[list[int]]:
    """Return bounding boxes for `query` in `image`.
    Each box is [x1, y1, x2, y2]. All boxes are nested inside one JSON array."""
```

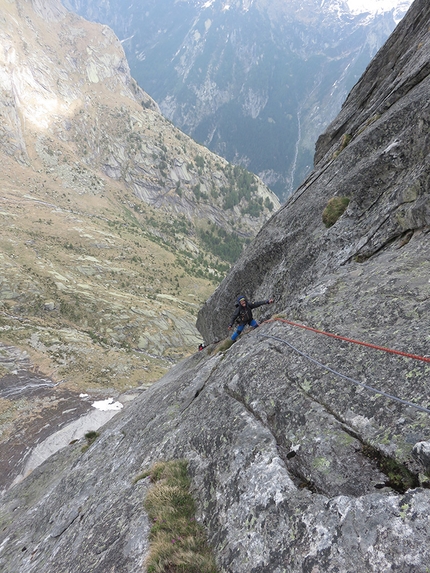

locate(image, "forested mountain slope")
[[63, 0, 413, 198]]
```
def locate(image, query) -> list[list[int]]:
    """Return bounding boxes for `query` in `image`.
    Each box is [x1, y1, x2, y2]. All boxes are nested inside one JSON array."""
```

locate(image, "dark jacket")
[[229, 299, 270, 327]]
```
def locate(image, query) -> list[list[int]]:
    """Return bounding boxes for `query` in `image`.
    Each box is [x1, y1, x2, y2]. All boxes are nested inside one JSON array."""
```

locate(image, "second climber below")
[[228, 295, 274, 342]]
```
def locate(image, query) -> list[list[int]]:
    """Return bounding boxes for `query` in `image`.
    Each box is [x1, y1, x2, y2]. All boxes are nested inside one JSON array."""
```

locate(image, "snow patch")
[[92, 398, 124, 411], [346, 0, 412, 16]]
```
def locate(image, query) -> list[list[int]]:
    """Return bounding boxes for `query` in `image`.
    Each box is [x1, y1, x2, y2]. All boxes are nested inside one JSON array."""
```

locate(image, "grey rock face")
[[1, 1, 430, 572], [413, 442, 430, 470], [197, 0, 430, 346], [1, 336, 429, 572]]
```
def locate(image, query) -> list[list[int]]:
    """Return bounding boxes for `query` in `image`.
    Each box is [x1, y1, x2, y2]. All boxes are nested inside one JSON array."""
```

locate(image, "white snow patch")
[[79, 393, 89, 398], [120, 33, 135, 44], [346, 0, 412, 15], [92, 397, 124, 411]]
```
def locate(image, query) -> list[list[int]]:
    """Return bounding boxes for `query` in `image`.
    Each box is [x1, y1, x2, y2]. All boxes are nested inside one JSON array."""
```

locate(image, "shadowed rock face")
[[1, 1, 430, 572]]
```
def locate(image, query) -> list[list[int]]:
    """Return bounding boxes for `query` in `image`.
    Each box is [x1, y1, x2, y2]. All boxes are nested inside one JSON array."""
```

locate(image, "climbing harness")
[[257, 317, 430, 415]]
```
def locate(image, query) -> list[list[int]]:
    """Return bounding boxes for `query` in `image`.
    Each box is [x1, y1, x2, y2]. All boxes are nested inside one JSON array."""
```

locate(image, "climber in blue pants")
[[228, 295, 274, 341]]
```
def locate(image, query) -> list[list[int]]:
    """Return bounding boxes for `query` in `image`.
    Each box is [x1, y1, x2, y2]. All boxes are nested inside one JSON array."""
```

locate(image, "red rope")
[[265, 318, 430, 363]]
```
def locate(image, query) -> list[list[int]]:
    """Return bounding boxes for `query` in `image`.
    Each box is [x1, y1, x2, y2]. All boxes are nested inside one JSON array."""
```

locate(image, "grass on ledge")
[[81, 430, 99, 452], [137, 459, 219, 573], [209, 337, 234, 355]]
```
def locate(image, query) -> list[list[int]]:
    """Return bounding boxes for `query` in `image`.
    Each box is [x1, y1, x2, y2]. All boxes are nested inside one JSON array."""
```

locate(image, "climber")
[[228, 295, 274, 342]]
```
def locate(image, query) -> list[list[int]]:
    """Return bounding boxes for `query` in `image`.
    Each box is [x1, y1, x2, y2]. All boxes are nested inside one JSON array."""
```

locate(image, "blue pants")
[[231, 320, 259, 341]]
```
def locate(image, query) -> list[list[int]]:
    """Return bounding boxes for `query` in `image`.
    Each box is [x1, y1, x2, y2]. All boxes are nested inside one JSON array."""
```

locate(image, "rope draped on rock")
[[264, 317, 430, 363], [258, 318, 430, 415]]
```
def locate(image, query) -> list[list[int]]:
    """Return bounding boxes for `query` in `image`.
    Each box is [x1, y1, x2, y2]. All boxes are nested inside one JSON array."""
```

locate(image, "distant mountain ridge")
[[63, 0, 413, 198]]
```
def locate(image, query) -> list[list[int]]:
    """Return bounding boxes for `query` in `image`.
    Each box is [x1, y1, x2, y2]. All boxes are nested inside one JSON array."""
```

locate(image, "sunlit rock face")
[[0, 1, 429, 572], [0, 0, 156, 163], [0, 0, 277, 221], [64, 0, 412, 199]]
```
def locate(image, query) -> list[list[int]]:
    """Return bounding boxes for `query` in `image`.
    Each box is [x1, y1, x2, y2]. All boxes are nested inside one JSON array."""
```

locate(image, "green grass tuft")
[[141, 460, 219, 573], [362, 444, 419, 493], [332, 133, 352, 159], [322, 196, 350, 228], [81, 430, 99, 452], [210, 338, 234, 355]]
